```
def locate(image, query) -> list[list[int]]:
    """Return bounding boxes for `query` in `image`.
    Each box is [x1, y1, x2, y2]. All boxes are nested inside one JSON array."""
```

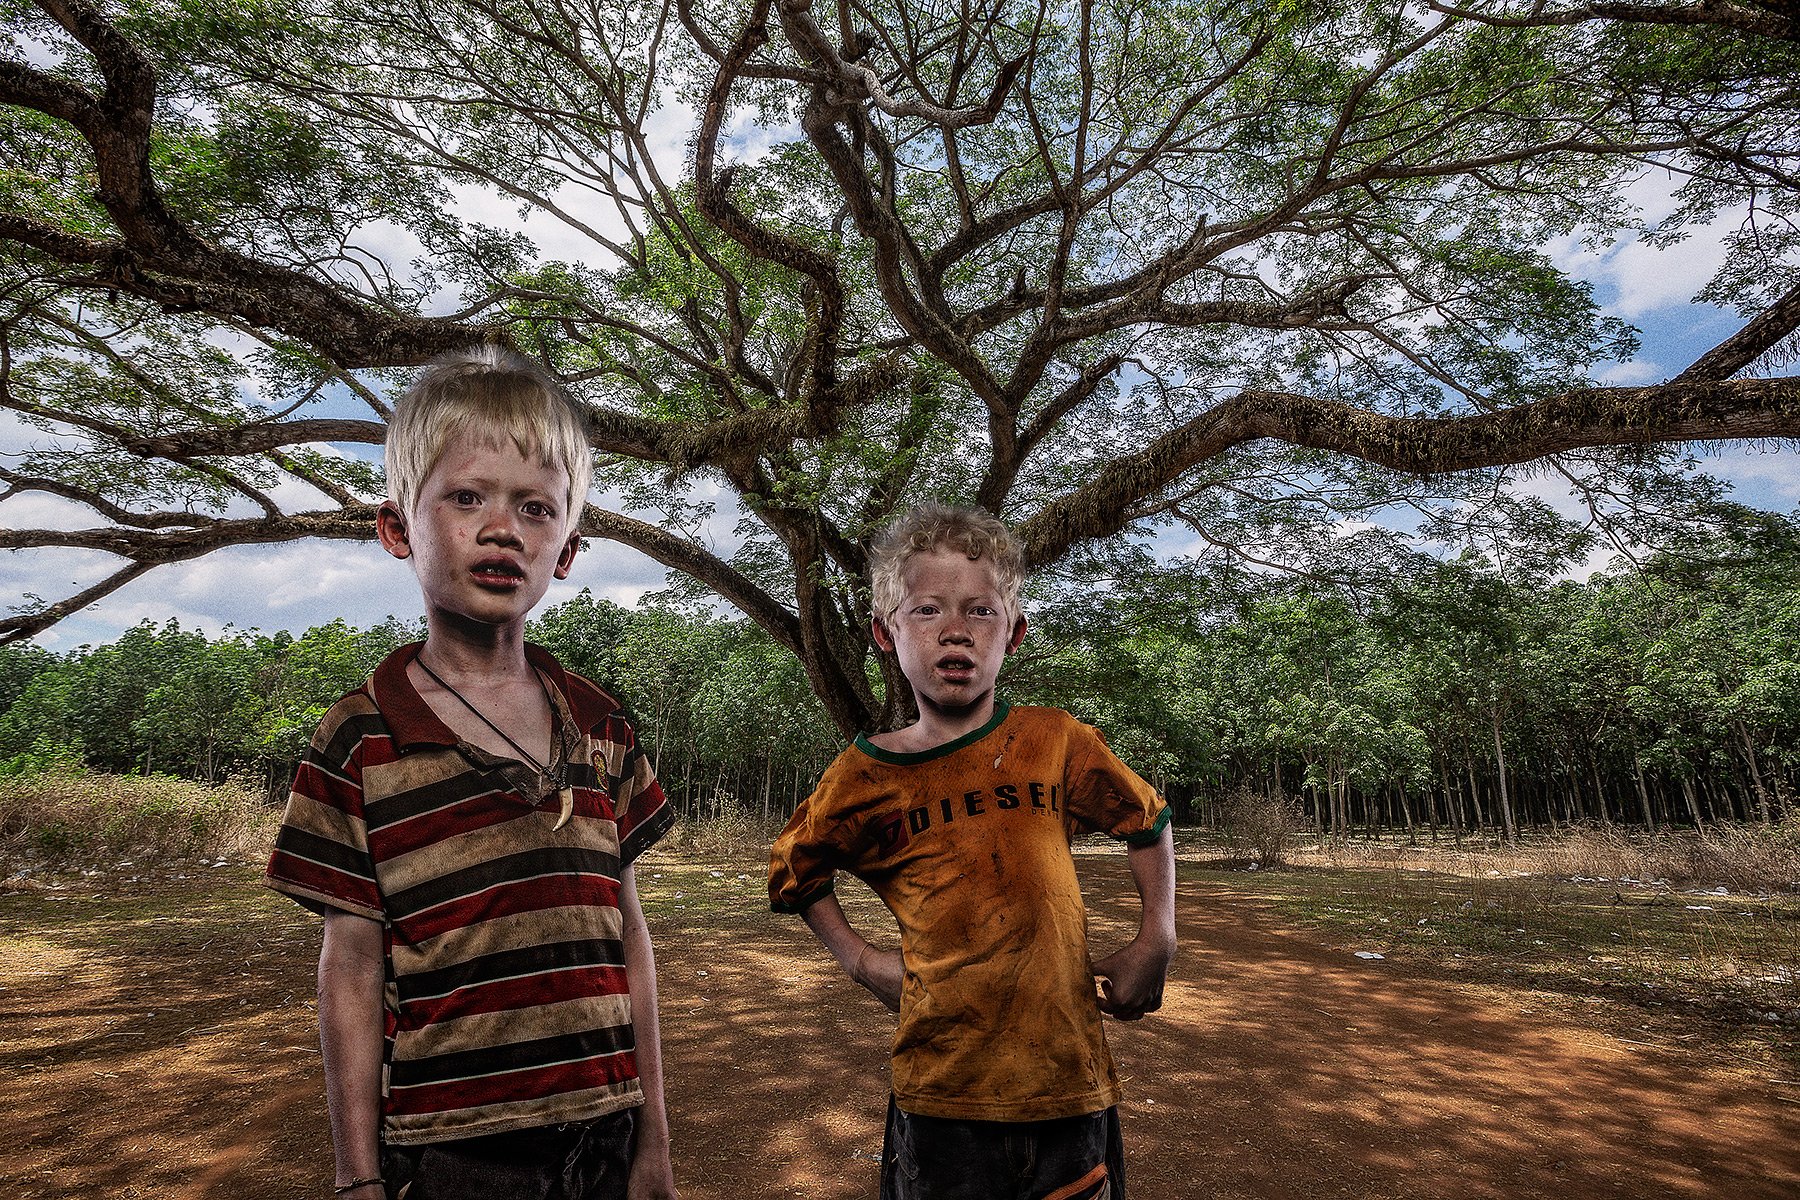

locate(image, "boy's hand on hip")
[[851, 945, 904, 1013], [1092, 935, 1174, 1020]]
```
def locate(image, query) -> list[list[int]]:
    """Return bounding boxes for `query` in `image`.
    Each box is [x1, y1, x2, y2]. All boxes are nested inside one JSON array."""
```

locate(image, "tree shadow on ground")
[[3, 858, 1796, 1199]]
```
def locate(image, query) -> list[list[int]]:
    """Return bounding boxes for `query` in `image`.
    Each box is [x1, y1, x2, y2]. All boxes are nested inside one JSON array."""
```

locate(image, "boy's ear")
[[553, 529, 581, 580], [871, 615, 896, 653], [1006, 612, 1028, 654], [376, 501, 412, 561]]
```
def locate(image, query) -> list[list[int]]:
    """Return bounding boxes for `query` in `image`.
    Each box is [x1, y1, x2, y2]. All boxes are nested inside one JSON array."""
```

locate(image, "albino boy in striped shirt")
[[268, 348, 678, 1200]]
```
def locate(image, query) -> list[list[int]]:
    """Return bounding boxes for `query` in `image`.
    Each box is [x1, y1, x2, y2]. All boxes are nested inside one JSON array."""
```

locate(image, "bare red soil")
[[2, 855, 1795, 1199]]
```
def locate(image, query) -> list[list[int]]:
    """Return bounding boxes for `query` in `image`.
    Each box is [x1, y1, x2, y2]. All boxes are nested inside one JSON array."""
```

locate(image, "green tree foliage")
[[0, 615, 420, 784], [1010, 514, 1800, 838], [3, 522, 1798, 830], [2, 0, 1798, 735], [531, 595, 842, 818]]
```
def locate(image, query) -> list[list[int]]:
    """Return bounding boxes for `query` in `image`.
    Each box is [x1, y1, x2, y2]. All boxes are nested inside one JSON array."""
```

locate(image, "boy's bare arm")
[[1091, 824, 1177, 1020], [620, 864, 679, 1200], [318, 910, 386, 1197], [800, 893, 902, 1013]]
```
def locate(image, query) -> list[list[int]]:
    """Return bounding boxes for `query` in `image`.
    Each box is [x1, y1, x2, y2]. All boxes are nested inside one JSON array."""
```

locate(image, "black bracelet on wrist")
[[333, 1178, 383, 1195]]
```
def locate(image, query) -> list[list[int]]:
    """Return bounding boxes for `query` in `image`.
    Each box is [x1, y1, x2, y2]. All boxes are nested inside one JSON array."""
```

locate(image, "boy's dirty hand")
[[852, 945, 904, 1013], [628, 1146, 679, 1200], [1092, 936, 1174, 1020]]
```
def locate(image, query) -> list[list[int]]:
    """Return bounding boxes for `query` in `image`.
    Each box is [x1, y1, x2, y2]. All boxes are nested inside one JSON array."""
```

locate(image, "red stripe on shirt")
[[267, 851, 381, 913], [372, 790, 533, 860], [401, 873, 624, 943], [388, 1049, 640, 1115], [396, 964, 631, 1031], [292, 758, 367, 814]]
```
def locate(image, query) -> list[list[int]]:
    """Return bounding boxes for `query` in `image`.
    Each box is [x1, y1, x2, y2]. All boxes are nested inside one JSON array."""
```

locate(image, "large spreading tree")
[[2, 0, 1798, 734]]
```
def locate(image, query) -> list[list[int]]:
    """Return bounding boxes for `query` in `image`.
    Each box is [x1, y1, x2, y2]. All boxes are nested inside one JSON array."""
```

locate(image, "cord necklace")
[[414, 655, 576, 830]]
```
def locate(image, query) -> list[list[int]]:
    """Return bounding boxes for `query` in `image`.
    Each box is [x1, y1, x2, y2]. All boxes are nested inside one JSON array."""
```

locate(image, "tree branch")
[[580, 504, 803, 654], [0, 505, 380, 645], [1677, 279, 1800, 382], [1021, 377, 1800, 567], [0, 560, 156, 646], [1426, 0, 1800, 42], [0, 466, 210, 529], [1, 2, 489, 366]]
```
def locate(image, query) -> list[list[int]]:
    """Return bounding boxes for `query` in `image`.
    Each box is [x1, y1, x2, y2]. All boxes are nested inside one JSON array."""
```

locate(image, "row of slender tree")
[[3, 523, 1796, 837], [1016, 538, 1800, 839]]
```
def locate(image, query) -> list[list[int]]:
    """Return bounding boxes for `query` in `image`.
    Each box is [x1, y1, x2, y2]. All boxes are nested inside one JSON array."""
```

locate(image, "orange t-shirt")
[[768, 703, 1169, 1121]]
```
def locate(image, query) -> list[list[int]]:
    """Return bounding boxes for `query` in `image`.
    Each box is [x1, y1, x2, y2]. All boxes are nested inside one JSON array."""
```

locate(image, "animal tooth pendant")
[[553, 785, 575, 831]]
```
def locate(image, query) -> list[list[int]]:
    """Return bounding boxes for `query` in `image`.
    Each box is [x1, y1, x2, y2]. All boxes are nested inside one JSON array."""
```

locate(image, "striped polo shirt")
[[266, 642, 673, 1145]]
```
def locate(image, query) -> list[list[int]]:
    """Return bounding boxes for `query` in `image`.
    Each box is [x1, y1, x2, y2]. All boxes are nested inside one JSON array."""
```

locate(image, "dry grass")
[[1171, 819, 1800, 1067], [1523, 822, 1800, 893], [660, 791, 786, 861], [1200, 820, 1800, 895], [0, 770, 278, 875]]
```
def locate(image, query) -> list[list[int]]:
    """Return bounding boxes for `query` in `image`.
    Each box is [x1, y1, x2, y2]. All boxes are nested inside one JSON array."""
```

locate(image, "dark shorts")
[[880, 1096, 1124, 1200], [380, 1109, 636, 1200]]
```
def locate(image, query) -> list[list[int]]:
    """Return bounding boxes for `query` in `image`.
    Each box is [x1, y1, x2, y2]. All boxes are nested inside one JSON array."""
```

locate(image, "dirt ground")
[[3, 851, 1797, 1199]]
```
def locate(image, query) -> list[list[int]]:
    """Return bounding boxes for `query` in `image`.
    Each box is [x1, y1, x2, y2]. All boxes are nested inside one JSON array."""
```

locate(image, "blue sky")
[[4, 182, 1797, 651]]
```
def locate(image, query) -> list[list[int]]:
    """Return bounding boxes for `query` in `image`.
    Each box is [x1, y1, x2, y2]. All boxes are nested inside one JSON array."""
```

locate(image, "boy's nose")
[[478, 514, 525, 548]]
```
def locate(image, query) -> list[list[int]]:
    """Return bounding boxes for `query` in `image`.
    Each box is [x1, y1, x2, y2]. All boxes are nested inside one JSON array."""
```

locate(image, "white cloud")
[[0, 490, 105, 533], [1559, 537, 1621, 585], [1706, 448, 1800, 508], [438, 98, 699, 277], [1593, 359, 1662, 386], [1545, 172, 1740, 320], [7, 29, 66, 68], [10, 523, 677, 649], [1598, 226, 1736, 319], [1490, 466, 1584, 521], [723, 109, 797, 166], [1616, 169, 1688, 227], [2, 407, 82, 452]]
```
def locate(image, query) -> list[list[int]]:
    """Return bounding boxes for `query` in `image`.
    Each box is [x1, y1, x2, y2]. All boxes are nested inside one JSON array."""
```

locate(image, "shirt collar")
[[370, 642, 618, 752]]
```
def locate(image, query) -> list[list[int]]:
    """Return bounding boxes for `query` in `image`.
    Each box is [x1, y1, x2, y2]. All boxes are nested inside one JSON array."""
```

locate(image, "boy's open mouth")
[[936, 654, 975, 677], [470, 557, 527, 587]]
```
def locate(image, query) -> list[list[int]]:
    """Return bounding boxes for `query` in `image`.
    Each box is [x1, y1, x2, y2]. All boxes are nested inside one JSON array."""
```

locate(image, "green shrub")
[[0, 734, 86, 778]]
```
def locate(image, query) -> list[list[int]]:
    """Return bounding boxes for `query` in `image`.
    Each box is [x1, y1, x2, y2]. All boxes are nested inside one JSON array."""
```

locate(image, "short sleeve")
[[265, 697, 386, 921], [1064, 722, 1169, 845], [600, 712, 674, 865], [768, 763, 854, 913]]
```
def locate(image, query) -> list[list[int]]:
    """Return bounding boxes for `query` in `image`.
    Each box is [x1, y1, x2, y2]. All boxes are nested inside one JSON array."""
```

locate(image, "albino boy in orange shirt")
[[769, 504, 1177, 1200]]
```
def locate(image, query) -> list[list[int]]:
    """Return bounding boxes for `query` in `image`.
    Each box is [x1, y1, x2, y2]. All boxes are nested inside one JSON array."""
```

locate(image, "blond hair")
[[384, 346, 593, 531], [869, 502, 1025, 624]]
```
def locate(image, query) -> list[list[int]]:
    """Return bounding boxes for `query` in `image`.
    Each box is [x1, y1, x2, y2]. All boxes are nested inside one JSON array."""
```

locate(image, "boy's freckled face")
[[379, 434, 579, 630], [874, 549, 1024, 717]]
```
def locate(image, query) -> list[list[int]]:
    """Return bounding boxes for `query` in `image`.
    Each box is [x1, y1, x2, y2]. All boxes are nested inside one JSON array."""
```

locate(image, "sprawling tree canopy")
[[2, 0, 1798, 733]]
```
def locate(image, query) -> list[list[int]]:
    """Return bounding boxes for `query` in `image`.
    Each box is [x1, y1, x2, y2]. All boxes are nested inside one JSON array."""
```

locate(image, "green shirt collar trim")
[[854, 701, 1011, 766]]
